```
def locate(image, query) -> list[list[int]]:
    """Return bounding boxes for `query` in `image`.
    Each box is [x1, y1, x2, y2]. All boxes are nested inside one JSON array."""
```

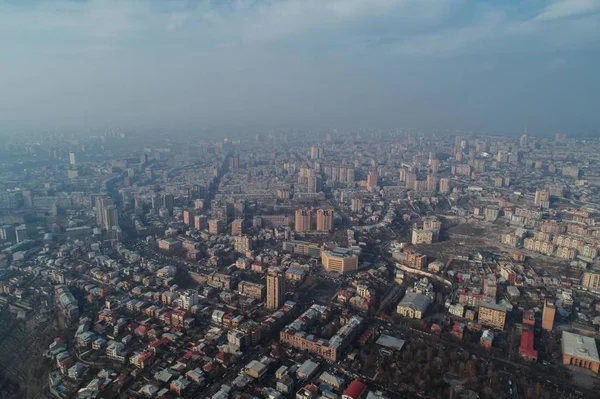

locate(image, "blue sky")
[[0, 0, 599, 134]]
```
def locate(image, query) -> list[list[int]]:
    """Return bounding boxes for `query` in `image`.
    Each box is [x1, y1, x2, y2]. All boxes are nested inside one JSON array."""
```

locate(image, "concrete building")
[[343, 380, 367, 399], [396, 292, 430, 319], [321, 248, 359, 273], [367, 171, 378, 190], [238, 281, 265, 300], [534, 190, 550, 208], [542, 299, 556, 331], [234, 235, 253, 254], [316, 209, 334, 232], [183, 209, 194, 226], [295, 209, 312, 233], [103, 205, 119, 231], [562, 331, 599, 373], [519, 325, 537, 361], [411, 228, 435, 245], [267, 270, 285, 310], [439, 178, 450, 193], [15, 224, 28, 243], [283, 240, 321, 258], [231, 219, 243, 236], [351, 198, 363, 212], [582, 272, 600, 291], [478, 302, 506, 330], [208, 219, 223, 235], [194, 215, 208, 230]]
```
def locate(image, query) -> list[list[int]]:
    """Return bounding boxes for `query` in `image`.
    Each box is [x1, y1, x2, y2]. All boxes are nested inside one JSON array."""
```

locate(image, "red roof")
[[519, 326, 537, 359], [343, 380, 367, 399]]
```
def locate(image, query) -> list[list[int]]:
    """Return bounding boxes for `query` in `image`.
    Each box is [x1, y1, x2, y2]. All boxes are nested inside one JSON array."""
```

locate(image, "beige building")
[[267, 270, 285, 310], [234, 235, 253, 254], [350, 198, 363, 212], [542, 299, 556, 331], [295, 208, 312, 232], [238, 281, 265, 300], [396, 292, 430, 319], [439, 178, 450, 193], [562, 331, 600, 373], [321, 248, 359, 273], [316, 209, 334, 232], [231, 219, 243, 236], [194, 215, 208, 230], [183, 209, 194, 225], [478, 302, 506, 330], [582, 272, 600, 291], [208, 219, 223, 235], [411, 228, 435, 245]]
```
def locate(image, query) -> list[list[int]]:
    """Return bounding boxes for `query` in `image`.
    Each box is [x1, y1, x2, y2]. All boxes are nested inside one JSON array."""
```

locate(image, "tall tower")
[[542, 299, 556, 331], [295, 208, 312, 232], [439, 178, 450, 194], [367, 170, 378, 190], [103, 205, 118, 230], [351, 198, 363, 212], [95, 197, 113, 226], [266, 269, 285, 310], [307, 175, 318, 193], [316, 209, 334, 232], [183, 209, 194, 225]]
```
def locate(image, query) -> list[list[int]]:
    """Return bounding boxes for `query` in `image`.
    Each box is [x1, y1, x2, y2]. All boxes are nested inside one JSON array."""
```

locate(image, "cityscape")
[[1, 1, 600, 399], [1, 130, 600, 399]]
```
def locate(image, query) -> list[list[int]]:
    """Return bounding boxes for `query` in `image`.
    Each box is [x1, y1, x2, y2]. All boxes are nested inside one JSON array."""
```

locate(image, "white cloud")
[[534, 0, 600, 21]]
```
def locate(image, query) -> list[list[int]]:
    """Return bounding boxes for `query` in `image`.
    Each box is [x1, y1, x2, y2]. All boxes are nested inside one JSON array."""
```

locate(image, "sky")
[[0, 0, 599, 135]]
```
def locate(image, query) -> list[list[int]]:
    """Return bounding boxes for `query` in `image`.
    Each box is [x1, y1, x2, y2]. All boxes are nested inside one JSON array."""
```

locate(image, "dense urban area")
[[1, 130, 600, 399]]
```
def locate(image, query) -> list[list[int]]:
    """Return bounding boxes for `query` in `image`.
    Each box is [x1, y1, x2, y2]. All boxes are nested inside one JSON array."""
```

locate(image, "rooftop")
[[562, 331, 600, 363]]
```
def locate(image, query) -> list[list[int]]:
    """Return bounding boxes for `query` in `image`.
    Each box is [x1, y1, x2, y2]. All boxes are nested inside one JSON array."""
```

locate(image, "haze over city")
[[1, 0, 599, 133], [2, 2, 600, 399]]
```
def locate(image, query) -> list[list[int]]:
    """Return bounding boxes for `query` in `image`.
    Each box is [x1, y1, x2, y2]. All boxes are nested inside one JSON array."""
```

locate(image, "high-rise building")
[[295, 209, 312, 232], [69, 152, 77, 166], [0, 225, 15, 242], [194, 215, 208, 230], [346, 168, 355, 182], [520, 134, 528, 147], [316, 209, 334, 232], [542, 299, 556, 331], [163, 194, 175, 212], [266, 270, 285, 310], [231, 219, 243, 236], [208, 219, 223, 235], [183, 209, 194, 226], [15, 224, 28, 243], [478, 302, 507, 330], [95, 196, 113, 226], [534, 190, 550, 208], [307, 176, 318, 193], [103, 205, 119, 230], [367, 170, 378, 190], [582, 272, 600, 291], [310, 146, 320, 160], [405, 172, 417, 189], [228, 156, 240, 169], [181, 290, 199, 311], [399, 168, 407, 182], [426, 174, 438, 192], [439, 178, 450, 194], [351, 198, 363, 213], [234, 235, 253, 253]]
